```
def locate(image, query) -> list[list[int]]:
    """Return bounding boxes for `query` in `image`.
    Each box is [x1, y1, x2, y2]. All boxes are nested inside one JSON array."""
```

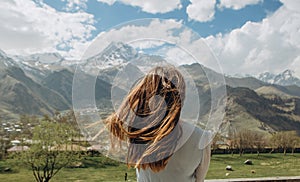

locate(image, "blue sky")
[[43, 0, 282, 37], [0, 0, 299, 76]]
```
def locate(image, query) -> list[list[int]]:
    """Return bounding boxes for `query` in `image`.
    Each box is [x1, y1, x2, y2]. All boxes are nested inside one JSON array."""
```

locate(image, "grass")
[[0, 167, 137, 182], [0, 153, 299, 181], [0, 156, 137, 182], [207, 153, 300, 179]]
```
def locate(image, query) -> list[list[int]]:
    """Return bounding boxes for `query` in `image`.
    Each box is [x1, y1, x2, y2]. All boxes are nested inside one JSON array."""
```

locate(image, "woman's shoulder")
[[181, 121, 204, 137], [180, 121, 211, 150]]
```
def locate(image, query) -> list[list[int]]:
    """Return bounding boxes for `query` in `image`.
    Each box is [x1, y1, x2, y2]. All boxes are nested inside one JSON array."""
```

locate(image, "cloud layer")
[[204, 0, 300, 76], [186, 0, 262, 22], [218, 0, 262, 10], [0, 0, 95, 58]]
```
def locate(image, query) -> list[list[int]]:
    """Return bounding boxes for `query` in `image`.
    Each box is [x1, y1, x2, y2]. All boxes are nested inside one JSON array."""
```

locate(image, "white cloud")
[[204, 0, 300, 76], [186, 0, 216, 22], [0, 0, 95, 59], [277, 0, 300, 12], [186, 0, 263, 22], [97, 0, 182, 14], [165, 47, 196, 65], [97, 0, 117, 6], [129, 40, 165, 50], [218, 0, 262, 10], [62, 0, 88, 11]]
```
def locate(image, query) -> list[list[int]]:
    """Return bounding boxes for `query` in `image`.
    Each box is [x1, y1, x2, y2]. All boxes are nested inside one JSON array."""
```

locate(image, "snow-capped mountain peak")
[[0, 49, 7, 59], [258, 72, 276, 84], [257, 69, 300, 86], [89, 41, 138, 62], [0, 49, 19, 68], [281, 69, 294, 79], [80, 42, 139, 74]]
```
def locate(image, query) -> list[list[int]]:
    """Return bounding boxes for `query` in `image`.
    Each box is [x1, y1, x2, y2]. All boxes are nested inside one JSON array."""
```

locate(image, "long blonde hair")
[[105, 66, 186, 172]]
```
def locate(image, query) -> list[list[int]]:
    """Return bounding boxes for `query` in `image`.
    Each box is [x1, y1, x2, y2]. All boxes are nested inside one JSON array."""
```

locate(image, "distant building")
[[87, 144, 102, 151], [11, 140, 21, 146], [50, 144, 87, 151], [7, 146, 29, 152]]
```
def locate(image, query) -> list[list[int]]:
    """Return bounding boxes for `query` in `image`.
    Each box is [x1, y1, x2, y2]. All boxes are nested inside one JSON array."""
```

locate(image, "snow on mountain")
[[228, 73, 254, 78], [257, 72, 276, 84], [0, 49, 7, 59], [0, 49, 19, 68], [13, 52, 76, 78], [76, 41, 172, 76], [21, 52, 63, 64], [0, 49, 8, 68], [78, 42, 139, 74], [13, 52, 65, 69], [1, 52, 65, 83], [257, 70, 300, 86]]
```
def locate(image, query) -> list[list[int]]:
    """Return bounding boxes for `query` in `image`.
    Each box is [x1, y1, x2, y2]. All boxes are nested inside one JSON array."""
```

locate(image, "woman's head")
[[106, 65, 185, 172]]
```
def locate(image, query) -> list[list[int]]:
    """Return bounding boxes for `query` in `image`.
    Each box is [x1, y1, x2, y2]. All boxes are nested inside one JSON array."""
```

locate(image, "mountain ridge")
[[257, 69, 300, 87]]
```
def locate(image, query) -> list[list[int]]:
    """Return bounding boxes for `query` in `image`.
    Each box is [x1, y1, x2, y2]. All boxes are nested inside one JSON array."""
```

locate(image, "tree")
[[0, 124, 10, 160], [18, 116, 84, 182], [226, 122, 237, 156], [19, 114, 40, 139], [271, 131, 299, 155], [211, 132, 223, 155], [233, 129, 252, 156], [253, 133, 267, 156], [230, 129, 264, 156]]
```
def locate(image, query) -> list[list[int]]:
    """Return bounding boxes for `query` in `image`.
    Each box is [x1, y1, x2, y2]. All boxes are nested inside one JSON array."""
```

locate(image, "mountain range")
[[1, 42, 300, 136], [257, 69, 300, 87]]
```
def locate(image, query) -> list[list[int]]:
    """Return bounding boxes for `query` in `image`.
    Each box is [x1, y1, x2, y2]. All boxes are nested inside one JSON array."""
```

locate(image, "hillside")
[[181, 63, 300, 134], [221, 86, 300, 135], [255, 85, 294, 99], [0, 66, 70, 120]]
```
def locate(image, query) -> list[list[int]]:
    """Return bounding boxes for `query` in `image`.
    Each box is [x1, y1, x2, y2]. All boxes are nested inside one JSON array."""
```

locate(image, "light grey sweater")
[[136, 122, 211, 182]]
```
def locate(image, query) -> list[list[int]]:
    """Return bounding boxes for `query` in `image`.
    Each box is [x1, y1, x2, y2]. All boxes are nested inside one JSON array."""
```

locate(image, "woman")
[[105, 66, 211, 182]]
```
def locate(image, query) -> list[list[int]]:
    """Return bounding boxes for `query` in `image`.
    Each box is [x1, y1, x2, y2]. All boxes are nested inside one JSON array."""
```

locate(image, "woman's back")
[[136, 122, 210, 182]]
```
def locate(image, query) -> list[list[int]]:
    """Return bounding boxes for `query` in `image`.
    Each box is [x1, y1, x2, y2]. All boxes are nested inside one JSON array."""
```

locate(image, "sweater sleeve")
[[195, 144, 211, 182]]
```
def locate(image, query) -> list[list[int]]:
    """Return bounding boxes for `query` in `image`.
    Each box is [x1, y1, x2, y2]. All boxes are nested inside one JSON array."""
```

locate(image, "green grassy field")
[[207, 153, 300, 179], [0, 153, 299, 182]]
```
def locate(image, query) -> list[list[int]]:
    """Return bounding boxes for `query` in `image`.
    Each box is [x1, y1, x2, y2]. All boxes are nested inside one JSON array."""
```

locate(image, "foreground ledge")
[[205, 176, 300, 182]]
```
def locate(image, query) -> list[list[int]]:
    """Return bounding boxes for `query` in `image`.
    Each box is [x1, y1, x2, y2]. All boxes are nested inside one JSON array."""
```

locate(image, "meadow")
[[0, 153, 299, 182]]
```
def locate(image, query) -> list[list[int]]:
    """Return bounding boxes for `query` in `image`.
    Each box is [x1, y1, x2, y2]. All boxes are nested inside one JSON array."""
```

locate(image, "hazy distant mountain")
[[258, 70, 300, 86], [222, 86, 300, 134], [256, 86, 294, 98], [0, 49, 8, 62], [0, 49, 19, 70], [42, 69, 75, 104], [181, 64, 300, 135], [0, 66, 70, 120]]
